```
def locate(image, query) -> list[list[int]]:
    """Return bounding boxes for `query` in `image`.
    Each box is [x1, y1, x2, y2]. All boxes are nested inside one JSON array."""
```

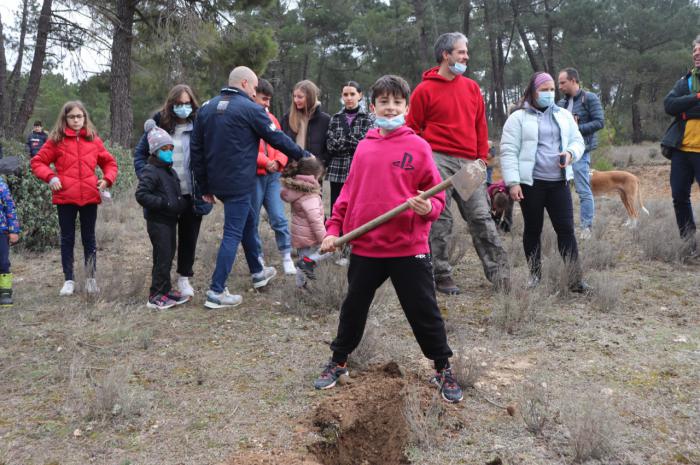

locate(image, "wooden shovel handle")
[[334, 177, 454, 247]]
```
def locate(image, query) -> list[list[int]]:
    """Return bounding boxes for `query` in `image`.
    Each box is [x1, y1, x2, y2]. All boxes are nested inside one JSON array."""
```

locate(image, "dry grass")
[[402, 385, 446, 449], [277, 260, 348, 316], [349, 317, 384, 370], [450, 348, 485, 389], [491, 270, 552, 334], [634, 201, 696, 263], [589, 271, 623, 313], [518, 380, 551, 436], [564, 393, 618, 463]]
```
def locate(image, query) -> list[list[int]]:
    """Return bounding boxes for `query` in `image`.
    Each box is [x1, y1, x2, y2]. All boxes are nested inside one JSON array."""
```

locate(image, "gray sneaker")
[[204, 288, 242, 309], [251, 266, 277, 289]]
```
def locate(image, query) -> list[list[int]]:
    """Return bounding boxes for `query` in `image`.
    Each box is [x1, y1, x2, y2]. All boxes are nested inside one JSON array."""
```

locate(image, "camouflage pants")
[[430, 152, 509, 284]]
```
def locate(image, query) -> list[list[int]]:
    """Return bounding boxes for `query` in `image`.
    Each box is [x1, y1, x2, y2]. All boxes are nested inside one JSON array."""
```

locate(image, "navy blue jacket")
[[190, 87, 309, 198], [661, 72, 700, 152], [27, 131, 48, 157], [557, 89, 605, 151]]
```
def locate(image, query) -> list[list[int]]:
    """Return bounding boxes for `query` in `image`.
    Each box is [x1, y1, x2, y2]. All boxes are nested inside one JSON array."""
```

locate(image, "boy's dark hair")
[[561, 67, 580, 83], [342, 81, 362, 93], [492, 191, 510, 214], [370, 75, 411, 104], [256, 78, 274, 97], [33, 120, 42, 126], [283, 157, 324, 181]]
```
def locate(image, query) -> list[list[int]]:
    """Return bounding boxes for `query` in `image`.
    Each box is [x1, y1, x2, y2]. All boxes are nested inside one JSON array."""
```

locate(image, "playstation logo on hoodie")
[[393, 152, 415, 170]]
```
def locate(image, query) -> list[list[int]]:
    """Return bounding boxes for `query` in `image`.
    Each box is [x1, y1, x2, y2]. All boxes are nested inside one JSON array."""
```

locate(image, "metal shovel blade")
[[451, 159, 487, 201]]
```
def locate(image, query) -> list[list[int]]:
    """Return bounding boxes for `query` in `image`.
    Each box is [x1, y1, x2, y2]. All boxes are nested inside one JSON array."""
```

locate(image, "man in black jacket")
[[661, 35, 700, 255], [557, 68, 605, 239], [26, 121, 48, 157], [190, 66, 313, 309]]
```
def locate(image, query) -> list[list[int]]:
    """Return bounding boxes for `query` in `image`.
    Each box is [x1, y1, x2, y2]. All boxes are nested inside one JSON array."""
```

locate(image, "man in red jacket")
[[407, 32, 509, 294]]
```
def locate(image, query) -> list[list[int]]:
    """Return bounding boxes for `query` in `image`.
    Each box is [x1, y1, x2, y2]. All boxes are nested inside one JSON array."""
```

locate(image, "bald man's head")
[[228, 66, 259, 99]]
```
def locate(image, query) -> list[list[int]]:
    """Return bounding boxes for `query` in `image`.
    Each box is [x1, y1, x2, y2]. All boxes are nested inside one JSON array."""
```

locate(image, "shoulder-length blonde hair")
[[49, 100, 98, 143], [288, 80, 320, 133]]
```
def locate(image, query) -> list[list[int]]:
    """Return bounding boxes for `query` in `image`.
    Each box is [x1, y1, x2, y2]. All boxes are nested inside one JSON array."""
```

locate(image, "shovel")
[[334, 159, 487, 247]]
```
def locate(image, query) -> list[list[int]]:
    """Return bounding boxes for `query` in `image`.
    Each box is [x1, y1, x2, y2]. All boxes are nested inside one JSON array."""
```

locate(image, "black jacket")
[[135, 156, 188, 223], [281, 105, 331, 165], [661, 72, 700, 153], [557, 89, 605, 151], [27, 131, 48, 157]]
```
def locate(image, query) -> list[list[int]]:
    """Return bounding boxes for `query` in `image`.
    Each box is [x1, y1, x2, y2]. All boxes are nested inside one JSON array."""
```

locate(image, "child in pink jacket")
[[315, 75, 463, 403], [280, 157, 329, 287]]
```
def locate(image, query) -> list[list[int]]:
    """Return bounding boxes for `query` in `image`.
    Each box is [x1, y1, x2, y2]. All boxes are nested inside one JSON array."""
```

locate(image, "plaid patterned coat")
[[325, 109, 374, 183]]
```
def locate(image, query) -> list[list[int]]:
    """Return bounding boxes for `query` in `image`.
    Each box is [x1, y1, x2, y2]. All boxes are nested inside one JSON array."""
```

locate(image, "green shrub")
[[1, 137, 136, 251], [591, 150, 614, 171]]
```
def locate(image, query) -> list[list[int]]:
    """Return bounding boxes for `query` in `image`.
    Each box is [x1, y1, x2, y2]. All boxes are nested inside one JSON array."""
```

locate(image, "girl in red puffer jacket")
[[31, 101, 118, 296], [280, 157, 330, 287]]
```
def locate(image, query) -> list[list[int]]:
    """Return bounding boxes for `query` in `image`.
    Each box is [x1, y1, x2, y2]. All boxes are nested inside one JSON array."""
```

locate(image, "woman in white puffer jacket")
[[499, 71, 590, 293]]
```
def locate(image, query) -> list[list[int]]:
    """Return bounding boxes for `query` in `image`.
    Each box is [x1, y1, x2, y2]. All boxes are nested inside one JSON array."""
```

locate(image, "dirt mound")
[[309, 362, 411, 465], [224, 362, 421, 465]]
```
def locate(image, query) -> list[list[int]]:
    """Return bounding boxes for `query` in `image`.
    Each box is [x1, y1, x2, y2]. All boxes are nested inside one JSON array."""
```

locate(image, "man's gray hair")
[[228, 66, 257, 87], [434, 32, 468, 64], [693, 34, 700, 48]]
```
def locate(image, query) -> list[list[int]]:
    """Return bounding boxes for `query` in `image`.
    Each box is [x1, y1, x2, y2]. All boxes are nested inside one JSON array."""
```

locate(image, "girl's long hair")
[[49, 101, 98, 143], [282, 157, 324, 182], [288, 80, 320, 133], [158, 84, 199, 133]]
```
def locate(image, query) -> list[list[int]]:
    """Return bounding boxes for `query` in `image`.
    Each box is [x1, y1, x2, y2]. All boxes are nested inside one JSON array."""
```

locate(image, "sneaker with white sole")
[[85, 278, 99, 294], [166, 289, 190, 305], [282, 257, 296, 275], [204, 288, 242, 309], [147, 293, 177, 310], [251, 266, 277, 289], [59, 280, 75, 296], [177, 276, 194, 297]]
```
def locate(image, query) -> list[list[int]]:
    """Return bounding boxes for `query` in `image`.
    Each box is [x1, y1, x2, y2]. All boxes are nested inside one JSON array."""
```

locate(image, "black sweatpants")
[[176, 196, 203, 277], [329, 181, 344, 217], [330, 254, 453, 370], [57, 204, 97, 281], [147, 219, 177, 296], [520, 180, 579, 279]]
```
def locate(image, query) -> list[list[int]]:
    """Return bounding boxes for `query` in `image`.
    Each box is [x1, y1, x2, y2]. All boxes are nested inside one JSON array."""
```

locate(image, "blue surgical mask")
[[157, 149, 173, 164], [375, 114, 405, 132], [449, 61, 467, 75], [173, 104, 192, 119], [536, 91, 555, 108]]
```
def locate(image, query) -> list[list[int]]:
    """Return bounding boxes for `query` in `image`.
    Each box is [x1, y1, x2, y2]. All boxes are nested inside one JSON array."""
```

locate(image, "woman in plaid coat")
[[325, 81, 374, 215]]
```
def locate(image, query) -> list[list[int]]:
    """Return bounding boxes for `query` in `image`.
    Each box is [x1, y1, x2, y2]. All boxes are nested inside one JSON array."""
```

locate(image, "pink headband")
[[533, 72, 554, 89]]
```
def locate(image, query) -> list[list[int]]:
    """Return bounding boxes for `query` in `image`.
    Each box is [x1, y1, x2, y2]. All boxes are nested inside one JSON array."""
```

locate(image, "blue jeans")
[[572, 151, 594, 228], [670, 149, 700, 238], [252, 173, 292, 255], [210, 194, 263, 293]]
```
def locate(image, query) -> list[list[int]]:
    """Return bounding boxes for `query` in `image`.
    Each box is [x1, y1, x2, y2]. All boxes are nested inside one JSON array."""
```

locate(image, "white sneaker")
[[59, 280, 75, 296], [177, 276, 195, 297], [85, 278, 99, 294], [251, 266, 277, 289], [282, 257, 296, 275], [204, 288, 242, 309], [579, 227, 592, 240]]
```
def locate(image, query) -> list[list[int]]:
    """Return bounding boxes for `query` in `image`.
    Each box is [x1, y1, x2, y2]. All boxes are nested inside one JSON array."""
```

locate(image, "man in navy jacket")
[[190, 66, 312, 309]]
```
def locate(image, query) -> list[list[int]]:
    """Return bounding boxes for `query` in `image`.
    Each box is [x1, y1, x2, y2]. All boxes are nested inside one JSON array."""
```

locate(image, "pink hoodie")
[[280, 174, 326, 249], [326, 126, 445, 258]]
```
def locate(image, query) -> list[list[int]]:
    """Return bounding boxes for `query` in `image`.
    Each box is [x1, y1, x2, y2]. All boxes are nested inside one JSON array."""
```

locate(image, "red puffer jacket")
[[31, 128, 118, 206]]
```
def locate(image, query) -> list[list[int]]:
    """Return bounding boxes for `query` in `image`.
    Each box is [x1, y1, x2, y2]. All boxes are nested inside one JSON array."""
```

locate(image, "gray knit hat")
[[144, 119, 173, 154]]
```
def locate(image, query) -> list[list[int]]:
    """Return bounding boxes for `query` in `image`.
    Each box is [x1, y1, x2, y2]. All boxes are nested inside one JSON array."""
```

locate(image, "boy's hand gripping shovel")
[[334, 159, 487, 247]]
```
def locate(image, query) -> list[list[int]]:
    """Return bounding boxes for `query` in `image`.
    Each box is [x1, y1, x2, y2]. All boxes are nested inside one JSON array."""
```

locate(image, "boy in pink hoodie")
[[316, 75, 463, 403]]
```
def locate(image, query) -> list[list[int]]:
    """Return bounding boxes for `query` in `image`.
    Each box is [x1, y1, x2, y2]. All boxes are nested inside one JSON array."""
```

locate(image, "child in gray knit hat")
[[135, 119, 189, 309]]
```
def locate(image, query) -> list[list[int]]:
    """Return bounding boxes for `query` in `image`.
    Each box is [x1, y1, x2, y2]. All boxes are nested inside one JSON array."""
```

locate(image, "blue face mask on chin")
[[536, 91, 555, 108], [375, 114, 405, 132], [157, 149, 173, 164], [448, 61, 467, 75], [173, 104, 192, 119]]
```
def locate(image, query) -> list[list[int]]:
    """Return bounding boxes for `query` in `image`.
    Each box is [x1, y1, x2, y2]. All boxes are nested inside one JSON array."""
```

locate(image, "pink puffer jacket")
[[280, 174, 326, 248]]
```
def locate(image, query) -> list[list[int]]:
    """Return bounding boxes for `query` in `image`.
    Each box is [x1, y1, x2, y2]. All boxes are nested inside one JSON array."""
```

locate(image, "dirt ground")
[[1, 154, 699, 465]]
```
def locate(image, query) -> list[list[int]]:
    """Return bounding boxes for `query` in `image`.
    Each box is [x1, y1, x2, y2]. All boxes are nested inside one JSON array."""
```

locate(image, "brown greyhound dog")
[[590, 170, 649, 227]]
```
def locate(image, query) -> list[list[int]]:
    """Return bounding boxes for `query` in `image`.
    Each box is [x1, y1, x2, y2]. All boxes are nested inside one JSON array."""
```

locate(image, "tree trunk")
[[511, 0, 540, 71], [484, 0, 506, 128], [631, 82, 643, 143], [543, 0, 555, 75], [462, 0, 472, 39], [11, 0, 52, 139], [109, 0, 137, 147], [5, 0, 29, 130], [413, 0, 431, 66], [0, 14, 7, 138]]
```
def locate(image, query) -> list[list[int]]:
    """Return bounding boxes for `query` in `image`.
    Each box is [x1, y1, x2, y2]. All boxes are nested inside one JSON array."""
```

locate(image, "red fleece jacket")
[[325, 126, 445, 258], [406, 66, 489, 161]]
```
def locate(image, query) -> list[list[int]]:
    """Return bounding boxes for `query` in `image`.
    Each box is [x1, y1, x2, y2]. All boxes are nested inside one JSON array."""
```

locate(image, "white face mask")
[[375, 114, 405, 131], [449, 61, 467, 75]]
